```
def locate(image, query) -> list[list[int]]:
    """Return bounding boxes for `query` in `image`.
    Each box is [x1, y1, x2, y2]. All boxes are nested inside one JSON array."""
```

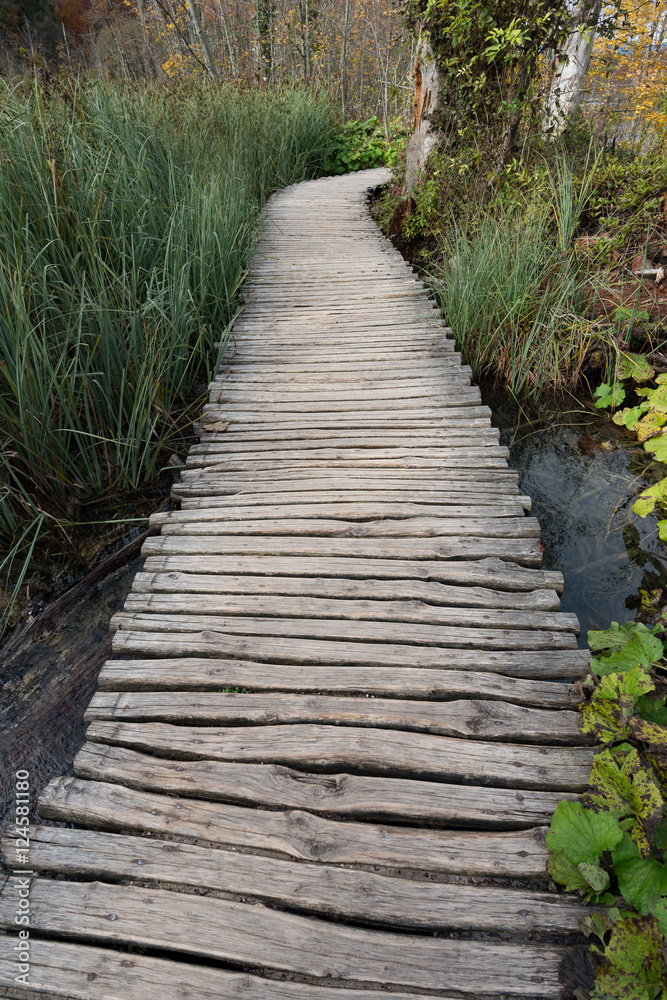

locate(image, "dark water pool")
[[495, 403, 667, 645]]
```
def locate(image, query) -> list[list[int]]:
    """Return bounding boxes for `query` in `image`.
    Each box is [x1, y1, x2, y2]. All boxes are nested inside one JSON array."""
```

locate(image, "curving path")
[[0, 168, 592, 999]]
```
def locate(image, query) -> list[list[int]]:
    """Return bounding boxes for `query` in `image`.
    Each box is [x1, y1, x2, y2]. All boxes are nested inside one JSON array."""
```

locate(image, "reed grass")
[[0, 76, 337, 630], [429, 159, 620, 400]]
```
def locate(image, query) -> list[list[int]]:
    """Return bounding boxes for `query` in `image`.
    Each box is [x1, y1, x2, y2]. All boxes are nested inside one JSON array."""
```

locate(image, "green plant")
[[547, 620, 667, 999], [325, 117, 408, 175], [0, 76, 337, 633], [428, 185, 619, 398]]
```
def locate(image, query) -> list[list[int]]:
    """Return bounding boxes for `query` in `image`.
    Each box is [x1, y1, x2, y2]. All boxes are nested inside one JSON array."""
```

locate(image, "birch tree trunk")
[[186, 0, 219, 78], [543, 0, 602, 135], [404, 35, 444, 192]]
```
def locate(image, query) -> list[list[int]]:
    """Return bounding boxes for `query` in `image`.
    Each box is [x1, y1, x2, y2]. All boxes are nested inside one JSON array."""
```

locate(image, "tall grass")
[[0, 76, 337, 629], [429, 161, 620, 400]]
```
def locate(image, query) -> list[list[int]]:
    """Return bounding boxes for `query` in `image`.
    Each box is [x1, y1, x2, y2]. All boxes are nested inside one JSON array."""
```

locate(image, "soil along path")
[[0, 168, 592, 999]]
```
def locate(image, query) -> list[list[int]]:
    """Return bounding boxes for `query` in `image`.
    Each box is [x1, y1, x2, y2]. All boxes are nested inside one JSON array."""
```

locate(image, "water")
[[0, 559, 140, 827], [495, 403, 667, 645]]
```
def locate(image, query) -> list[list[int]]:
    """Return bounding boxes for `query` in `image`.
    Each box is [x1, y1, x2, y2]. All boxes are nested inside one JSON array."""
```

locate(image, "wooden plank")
[[171, 492, 528, 514], [71, 741, 575, 824], [188, 436, 503, 456], [156, 516, 542, 539], [210, 397, 482, 413], [141, 535, 544, 568], [97, 657, 581, 707], [151, 503, 535, 527], [85, 691, 585, 744], [113, 628, 589, 677], [38, 776, 556, 874], [201, 404, 488, 422], [141, 553, 564, 592], [2, 827, 592, 933], [110, 611, 577, 652], [132, 568, 562, 610], [0, 876, 564, 995], [83, 721, 594, 789], [186, 449, 509, 467], [120, 592, 578, 632], [0, 937, 453, 1000]]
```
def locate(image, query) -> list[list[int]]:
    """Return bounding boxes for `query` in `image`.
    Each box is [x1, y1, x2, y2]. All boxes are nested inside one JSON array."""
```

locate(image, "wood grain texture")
[[131, 568, 562, 611], [0, 937, 455, 1000], [140, 553, 564, 591], [109, 610, 578, 651], [1, 827, 593, 932], [0, 877, 564, 995], [71, 741, 575, 825], [120, 591, 578, 631], [112, 626, 590, 676], [140, 534, 545, 567], [37, 776, 553, 875], [84, 690, 586, 744], [82, 720, 594, 789], [97, 657, 581, 706]]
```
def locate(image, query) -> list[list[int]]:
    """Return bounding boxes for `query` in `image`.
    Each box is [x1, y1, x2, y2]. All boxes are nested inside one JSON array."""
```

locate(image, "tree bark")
[[543, 0, 602, 136], [404, 35, 444, 192], [186, 0, 219, 78]]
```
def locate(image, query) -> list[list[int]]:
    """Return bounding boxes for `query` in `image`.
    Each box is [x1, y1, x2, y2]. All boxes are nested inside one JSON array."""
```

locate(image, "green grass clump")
[[428, 162, 620, 400], [0, 77, 337, 629]]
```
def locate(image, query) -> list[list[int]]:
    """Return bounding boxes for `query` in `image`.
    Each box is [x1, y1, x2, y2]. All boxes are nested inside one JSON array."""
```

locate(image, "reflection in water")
[[495, 406, 667, 646]]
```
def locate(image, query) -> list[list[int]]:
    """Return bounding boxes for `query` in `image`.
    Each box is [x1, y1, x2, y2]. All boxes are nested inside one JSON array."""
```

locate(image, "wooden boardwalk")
[[0, 168, 593, 999]]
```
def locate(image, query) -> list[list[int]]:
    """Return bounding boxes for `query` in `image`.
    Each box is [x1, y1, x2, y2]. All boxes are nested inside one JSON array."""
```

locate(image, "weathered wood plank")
[[84, 691, 585, 744], [1, 827, 592, 933], [38, 776, 555, 874], [141, 534, 544, 567], [151, 503, 533, 528], [120, 591, 578, 632], [83, 721, 594, 789], [0, 937, 453, 1000], [71, 741, 575, 824], [132, 568, 561, 611], [112, 627, 589, 676], [140, 553, 562, 591], [156, 516, 542, 539], [96, 657, 581, 707], [0, 877, 564, 995], [110, 610, 577, 651]]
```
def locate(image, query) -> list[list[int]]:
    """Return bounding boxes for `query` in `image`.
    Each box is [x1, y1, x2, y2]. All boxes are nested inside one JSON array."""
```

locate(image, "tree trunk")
[[404, 35, 444, 192], [544, 0, 602, 136], [186, 0, 218, 78]]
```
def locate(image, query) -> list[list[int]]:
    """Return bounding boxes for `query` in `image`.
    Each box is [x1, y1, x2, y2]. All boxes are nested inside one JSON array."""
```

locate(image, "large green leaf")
[[588, 621, 663, 655], [595, 382, 626, 410], [644, 433, 667, 463], [590, 626, 663, 675], [634, 478, 667, 517], [583, 744, 663, 856], [591, 915, 665, 1000], [612, 833, 667, 913], [547, 800, 623, 870], [613, 404, 649, 430], [547, 847, 592, 892]]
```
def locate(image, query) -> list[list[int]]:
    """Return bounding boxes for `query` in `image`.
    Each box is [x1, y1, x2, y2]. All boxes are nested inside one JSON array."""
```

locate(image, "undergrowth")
[[0, 76, 337, 634], [374, 124, 667, 403], [548, 619, 667, 999]]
